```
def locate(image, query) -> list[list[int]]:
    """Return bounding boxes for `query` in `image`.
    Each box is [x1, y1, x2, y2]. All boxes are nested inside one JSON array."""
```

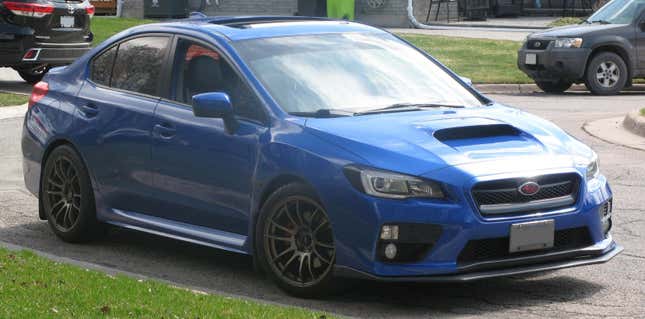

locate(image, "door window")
[[170, 38, 266, 123], [111, 36, 171, 96]]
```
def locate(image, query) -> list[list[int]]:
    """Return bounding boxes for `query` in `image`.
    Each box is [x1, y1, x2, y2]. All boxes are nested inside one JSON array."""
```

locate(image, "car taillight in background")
[[86, 4, 95, 18], [3, 1, 54, 18], [29, 82, 49, 108]]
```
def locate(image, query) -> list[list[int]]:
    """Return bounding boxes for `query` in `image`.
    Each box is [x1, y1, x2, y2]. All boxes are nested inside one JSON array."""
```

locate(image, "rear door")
[[1, 0, 92, 44], [75, 35, 172, 215]]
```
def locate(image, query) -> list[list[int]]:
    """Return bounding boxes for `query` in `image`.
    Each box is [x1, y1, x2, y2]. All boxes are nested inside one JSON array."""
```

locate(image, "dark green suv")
[[518, 0, 645, 95], [0, 0, 94, 84]]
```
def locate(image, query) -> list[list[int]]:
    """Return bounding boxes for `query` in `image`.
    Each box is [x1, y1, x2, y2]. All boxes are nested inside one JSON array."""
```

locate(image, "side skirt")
[[104, 208, 249, 255]]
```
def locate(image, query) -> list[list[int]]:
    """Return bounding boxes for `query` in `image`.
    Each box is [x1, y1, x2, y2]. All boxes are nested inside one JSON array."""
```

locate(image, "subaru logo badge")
[[519, 182, 540, 196]]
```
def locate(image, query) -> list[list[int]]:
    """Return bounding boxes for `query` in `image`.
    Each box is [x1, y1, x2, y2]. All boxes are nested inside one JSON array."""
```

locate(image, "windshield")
[[587, 0, 645, 24], [234, 32, 483, 114]]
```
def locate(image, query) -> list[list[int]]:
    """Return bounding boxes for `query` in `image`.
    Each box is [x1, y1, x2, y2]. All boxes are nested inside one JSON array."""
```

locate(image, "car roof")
[[138, 16, 386, 42]]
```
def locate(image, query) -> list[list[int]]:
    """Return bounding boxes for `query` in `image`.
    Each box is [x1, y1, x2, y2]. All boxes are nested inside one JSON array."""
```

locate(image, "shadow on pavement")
[[0, 219, 606, 317]]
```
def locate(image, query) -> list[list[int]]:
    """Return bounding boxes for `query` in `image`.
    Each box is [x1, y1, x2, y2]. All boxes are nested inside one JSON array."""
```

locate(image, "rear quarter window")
[[90, 45, 117, 86]]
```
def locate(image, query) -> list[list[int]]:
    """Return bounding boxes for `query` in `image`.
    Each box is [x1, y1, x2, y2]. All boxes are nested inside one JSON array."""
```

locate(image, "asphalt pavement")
[[0, 91, 644, 318], [0, 67, 32, 95]]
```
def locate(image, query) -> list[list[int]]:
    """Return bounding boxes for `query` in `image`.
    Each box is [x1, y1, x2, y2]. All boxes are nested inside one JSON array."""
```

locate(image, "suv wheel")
[[584, 52, 628, 95], [255, 183, 338, 298], [14, 64, 49, 85], [535, 80, 573, 94], [41, 145, 103, 243]]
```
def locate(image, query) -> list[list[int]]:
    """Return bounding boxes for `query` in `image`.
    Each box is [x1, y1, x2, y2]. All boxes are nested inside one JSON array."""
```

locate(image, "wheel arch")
[[587, 43, 634, 80]]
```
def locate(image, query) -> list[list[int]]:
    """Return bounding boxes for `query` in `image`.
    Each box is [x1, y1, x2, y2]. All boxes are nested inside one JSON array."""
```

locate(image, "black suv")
[[518, 0, 645, 95], [0, 0, 93, 84]]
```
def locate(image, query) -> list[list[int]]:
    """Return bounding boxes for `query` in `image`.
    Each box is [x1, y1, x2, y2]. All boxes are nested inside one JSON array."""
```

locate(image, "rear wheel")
[[14, 64, 48, 85], [584, 52, 627, 95], [535, 80, 572, 94], [256, 183, 338, 298], [41, 145, 102, 243]]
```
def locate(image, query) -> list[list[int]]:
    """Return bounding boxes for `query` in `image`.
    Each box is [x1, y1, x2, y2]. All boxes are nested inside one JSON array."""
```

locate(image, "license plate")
[[525, 53, 537, 65], [60, 16, 75, 28], [509, 220, 554, 253]]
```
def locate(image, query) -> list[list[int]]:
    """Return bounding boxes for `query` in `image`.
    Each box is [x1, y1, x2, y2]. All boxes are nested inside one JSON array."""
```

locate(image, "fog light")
[[600, 200, 612, 235], [384, 243, 397, 260], [380, 225, 399, 240]]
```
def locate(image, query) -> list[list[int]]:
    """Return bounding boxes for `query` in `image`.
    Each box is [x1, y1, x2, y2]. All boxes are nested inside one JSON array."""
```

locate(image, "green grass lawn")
[[400, 34, 530, 84], [0, 92, 29, 107], [640, 108, 645, 116], [92, 17, 155, 45], [0, 248, 331, 319]]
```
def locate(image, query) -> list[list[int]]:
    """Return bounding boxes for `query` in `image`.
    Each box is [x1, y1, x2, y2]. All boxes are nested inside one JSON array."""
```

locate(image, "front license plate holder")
[[60, 16, 75, 28], [525, 53, 537, 65], [509, 220, 554, 253]]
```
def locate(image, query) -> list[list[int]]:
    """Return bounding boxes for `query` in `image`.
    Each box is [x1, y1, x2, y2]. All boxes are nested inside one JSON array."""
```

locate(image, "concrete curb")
[[474, 84, 645, 94], [623, 111, 645, 137], [0, 240, 346, 318], [0, 103, 27, 120], [583, 116, 645, 152]]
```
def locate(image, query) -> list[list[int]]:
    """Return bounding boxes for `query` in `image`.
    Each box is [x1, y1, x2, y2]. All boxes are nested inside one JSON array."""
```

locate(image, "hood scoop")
[[432, 124, 545, 160], [433, 124, 521, 142]]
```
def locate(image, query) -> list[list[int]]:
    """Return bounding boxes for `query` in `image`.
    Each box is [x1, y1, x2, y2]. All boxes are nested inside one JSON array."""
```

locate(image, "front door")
[[638, 11, 645, 71], [149, 38, 268, 235]]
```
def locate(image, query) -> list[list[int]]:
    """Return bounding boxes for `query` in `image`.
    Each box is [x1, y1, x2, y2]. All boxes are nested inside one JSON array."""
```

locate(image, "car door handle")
[[78, 104, 99, 117], [153, 123, 176, 139]]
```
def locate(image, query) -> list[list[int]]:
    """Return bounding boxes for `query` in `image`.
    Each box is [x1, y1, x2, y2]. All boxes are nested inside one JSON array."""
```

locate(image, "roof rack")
[[196, 16, 334, 27]]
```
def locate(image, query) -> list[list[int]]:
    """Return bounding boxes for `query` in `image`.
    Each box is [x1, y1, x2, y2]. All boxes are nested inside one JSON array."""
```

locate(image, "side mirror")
[[192, 92, 238, 133], [640, 20, 645, 31], [459, 76, 473, 87]]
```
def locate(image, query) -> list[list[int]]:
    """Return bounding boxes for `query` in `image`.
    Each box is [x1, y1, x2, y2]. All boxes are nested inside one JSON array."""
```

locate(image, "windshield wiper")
[[289, 108, 354, 118], [354, 103, 464, 116], [588, 19, 611, 24]]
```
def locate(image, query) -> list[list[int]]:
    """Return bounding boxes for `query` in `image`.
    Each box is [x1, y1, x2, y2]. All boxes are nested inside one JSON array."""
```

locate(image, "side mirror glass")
[[459, 76, 473, 86], [192, 92, 238, 133]]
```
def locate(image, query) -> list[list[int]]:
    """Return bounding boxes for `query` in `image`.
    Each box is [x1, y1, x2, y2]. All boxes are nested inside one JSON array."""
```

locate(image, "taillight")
[[29, 81, 49, 108], [3, 1, 54, 18], [86, 5, 95, 17]]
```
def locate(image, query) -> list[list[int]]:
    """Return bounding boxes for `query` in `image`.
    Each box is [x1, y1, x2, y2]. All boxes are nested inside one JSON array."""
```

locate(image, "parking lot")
[[1, 86, 643, 317]]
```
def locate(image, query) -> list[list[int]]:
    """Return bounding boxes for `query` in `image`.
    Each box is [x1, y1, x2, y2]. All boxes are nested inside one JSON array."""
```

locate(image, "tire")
[[255, 183, 339, 298], [535, 80, 573, 94], [584, 52, 628, 95], [41, 145, 103, 243], [14, 64, 48, 85]]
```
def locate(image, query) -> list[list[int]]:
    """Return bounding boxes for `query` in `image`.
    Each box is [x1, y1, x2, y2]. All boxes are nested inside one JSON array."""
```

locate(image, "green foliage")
[[0, 248, 331, 319], [91, 17, 155, 45], [548, 17, 584, 27]]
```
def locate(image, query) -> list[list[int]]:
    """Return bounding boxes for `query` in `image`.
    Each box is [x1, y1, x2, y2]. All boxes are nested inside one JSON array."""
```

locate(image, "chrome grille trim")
[[479, 195, 575, 215]]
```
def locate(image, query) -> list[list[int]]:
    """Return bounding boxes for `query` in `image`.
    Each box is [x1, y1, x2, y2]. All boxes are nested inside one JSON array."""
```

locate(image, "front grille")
[[527, 39, 551, 50], [457, 227, 592, 264], [472, 173, 580, 216]]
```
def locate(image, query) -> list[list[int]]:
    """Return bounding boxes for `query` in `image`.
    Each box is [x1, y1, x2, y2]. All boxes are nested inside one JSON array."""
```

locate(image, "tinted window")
[[90, 45, 117, 86], [171, 39, 265, 122], [111, 36, 170, 96]]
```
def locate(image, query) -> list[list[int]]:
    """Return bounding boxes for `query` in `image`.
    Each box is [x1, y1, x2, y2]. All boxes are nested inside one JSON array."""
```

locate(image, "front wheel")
[[14, 64, 49, 84], [584, 52, 628, 95], [535, 80, 573, 94], [255, 183, 338, 298]]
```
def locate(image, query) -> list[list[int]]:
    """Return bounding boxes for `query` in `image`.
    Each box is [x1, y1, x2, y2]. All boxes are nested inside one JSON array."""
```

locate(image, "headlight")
[[554, 38, 583, 48], [586, 154, 599, 180], [344, 166, 445, 199]]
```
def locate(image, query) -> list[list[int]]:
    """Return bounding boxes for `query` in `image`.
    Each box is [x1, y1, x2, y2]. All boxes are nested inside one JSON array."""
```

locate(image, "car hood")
[[304, 104, 593, 177], [530, 23, 626, 38]]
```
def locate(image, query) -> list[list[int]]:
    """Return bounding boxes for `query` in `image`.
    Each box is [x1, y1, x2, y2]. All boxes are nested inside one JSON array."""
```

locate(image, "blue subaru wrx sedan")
[[22, 16, 622, 297]]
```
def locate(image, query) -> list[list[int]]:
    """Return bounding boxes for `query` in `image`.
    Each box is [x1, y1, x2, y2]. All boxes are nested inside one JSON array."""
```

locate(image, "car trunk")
[[4, 0, 91, 44]]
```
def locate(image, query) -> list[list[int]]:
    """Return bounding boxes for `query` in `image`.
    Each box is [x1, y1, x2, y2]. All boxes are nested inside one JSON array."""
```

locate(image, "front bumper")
[[517, 43, 591, 82], [335, 235, 622, 282]]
